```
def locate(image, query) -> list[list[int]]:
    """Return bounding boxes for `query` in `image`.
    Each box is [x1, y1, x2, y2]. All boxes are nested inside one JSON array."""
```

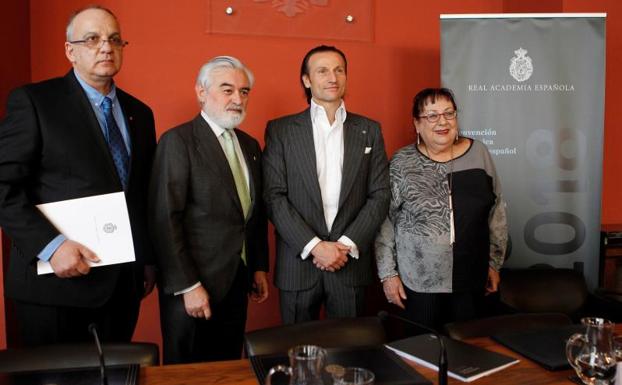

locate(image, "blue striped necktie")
[[101, 97, 129, 189]]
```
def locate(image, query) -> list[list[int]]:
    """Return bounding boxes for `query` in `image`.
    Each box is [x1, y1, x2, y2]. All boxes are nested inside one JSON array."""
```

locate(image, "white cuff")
[[339, 235, 359, 259], [174, 282, 201, 296], [301, 237, 322, 260]]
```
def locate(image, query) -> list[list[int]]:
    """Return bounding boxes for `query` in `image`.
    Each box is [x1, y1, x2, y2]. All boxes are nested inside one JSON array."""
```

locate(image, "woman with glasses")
[[375, 88, 508, 330]]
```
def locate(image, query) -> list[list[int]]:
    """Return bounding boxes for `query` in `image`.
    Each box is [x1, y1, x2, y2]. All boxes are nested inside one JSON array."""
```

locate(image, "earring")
[[417, 133, 420, 145], [455, 132, 459, 142]]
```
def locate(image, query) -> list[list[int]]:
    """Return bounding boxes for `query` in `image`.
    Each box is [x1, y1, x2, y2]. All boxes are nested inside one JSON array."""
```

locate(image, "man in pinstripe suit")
[[263, 45, 390, 324]]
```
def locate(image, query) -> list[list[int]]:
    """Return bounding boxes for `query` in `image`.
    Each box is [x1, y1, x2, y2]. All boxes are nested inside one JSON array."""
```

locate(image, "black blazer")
[[148, 115, 268, 303], [0, 71, 156, 307], [263, 109, 390, 291]]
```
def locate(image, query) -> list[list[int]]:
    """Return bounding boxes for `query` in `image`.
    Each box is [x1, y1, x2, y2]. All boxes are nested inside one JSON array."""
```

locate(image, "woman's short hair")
[[412, 88, 457, 119]]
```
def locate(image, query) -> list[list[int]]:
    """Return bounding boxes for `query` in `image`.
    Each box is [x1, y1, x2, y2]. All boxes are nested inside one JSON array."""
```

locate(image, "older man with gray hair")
[[0, 5, 156, 346], [149, 56, 269, 364]]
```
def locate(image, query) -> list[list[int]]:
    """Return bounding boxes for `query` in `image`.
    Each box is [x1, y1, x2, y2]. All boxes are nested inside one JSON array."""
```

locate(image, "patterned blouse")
[[375, 139, 507, 293]]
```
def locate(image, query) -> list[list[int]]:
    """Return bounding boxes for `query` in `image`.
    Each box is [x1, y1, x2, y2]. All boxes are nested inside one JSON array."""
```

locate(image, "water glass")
[[614, 334, 622, 362], [333, 367, 375, 385], [265, 345, 326, 385]]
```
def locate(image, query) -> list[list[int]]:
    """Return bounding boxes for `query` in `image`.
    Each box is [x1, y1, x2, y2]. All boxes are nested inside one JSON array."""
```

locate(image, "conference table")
[[139, 327, 621, 385]]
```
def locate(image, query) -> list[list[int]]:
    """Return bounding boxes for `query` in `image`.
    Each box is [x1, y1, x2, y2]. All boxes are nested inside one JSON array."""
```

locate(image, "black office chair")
[[444, 312, 572, 340], [499, 267, 587, 315], [244, 317, 387, 357], [0, 342, 159, 373], [596, 288, 622, 304], [444, 266, 622, 340], [499, 266, 622, 322]]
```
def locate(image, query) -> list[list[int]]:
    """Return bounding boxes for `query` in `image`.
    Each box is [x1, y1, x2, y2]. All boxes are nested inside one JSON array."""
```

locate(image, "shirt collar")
[[74, 69, 117, 107], [200, 110, 228, 138], [310, 99, 347, 125]]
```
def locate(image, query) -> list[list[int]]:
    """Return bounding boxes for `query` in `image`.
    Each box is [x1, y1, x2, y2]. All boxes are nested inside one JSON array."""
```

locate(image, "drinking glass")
[[614, 334, 622, 362], [332, 367, 375, 385], [265, 345, 326, 385]]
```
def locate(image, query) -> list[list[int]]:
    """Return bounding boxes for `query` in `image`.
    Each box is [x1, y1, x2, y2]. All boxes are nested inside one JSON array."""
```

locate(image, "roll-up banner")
[[441, 14, 606, 288]]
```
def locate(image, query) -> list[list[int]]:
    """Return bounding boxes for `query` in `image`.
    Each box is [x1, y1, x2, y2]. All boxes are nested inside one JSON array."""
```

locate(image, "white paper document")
[[36, 192, 135, 275]]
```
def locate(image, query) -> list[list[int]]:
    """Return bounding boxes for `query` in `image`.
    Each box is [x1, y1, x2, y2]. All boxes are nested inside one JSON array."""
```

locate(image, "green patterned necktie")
[[222, 129, 251, 264]]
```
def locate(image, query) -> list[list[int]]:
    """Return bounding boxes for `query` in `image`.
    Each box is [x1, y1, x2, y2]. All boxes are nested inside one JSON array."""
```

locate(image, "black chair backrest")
[[0, 342, 159, 373], [244, 317, 386, 357], [500, 267, 588, 316], [444, 312, 573, 340]]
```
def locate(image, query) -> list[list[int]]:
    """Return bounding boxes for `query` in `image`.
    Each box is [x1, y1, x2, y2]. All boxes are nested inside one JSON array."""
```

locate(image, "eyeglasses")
[[68, 35, 128, 49], [418, 110, 457, 123]]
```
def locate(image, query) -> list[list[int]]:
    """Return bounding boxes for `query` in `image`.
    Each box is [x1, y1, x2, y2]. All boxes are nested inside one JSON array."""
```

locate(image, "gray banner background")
[[441, 16, 605, 288]]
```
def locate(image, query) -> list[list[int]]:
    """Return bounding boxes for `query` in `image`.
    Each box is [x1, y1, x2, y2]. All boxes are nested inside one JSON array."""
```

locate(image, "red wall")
[[1, 0, 621, 351], [0, 0, 31, 350]]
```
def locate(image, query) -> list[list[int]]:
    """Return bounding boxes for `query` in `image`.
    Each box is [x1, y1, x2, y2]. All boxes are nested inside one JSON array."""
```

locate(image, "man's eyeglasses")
[[418, 110, 458, 123], [68, 35, 128, 49]]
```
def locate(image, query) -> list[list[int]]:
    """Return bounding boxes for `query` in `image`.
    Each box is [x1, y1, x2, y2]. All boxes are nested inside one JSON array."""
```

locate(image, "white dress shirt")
[[174, 111, 250, 295], [300, 100, 359, 260]]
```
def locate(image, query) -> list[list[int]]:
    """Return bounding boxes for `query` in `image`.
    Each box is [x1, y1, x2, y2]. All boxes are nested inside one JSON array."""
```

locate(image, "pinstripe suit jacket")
[[263, 108, 390, 291]]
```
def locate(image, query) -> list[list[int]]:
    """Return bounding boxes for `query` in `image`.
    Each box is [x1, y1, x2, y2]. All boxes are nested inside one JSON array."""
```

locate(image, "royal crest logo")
[[509, 47, 533, 82], [103, 223, 117, 234], [253, 0, 328, 17]]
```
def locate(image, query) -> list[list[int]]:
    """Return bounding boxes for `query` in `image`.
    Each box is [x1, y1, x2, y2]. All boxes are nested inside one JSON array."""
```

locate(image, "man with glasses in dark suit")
[[0, 5, 156, 345], [263, 45, 390, 324]]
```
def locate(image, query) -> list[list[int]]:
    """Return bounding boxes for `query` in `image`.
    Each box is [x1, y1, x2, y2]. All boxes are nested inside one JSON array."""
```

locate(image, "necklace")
[[448, 145, 455, 245], [421, 143, 455, 245]]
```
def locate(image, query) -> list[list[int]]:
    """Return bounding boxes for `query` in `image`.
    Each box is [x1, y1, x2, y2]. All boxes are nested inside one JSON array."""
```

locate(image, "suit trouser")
[[159, 263, 249, 364], [13, 265, 140, 347], [279, 272, 366, 324]]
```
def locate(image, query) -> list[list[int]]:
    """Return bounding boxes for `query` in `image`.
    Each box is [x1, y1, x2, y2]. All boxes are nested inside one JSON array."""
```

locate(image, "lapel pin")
[[129, 116, 134, 121], [362, 130, 366, 134]]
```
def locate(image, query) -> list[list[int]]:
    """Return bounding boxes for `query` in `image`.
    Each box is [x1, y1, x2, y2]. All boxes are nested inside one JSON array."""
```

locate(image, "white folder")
[[36, 192, 135, 275]]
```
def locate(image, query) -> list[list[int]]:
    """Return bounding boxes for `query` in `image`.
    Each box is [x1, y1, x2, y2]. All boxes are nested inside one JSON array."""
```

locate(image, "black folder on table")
[[250, 345, 431, 385], [492, 324, 585, 371], [386, 334, 519, 382], [0, 364, 139, 385]]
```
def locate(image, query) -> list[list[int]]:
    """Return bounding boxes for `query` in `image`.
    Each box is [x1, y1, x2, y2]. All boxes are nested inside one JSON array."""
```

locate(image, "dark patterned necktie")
[[101, 97, 129, 189]]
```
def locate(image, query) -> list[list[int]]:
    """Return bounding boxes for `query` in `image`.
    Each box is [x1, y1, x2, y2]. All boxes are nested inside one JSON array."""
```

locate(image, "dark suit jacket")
[[263, 108, 390, 291], [0, 70, 156, 307], [148, 115, 268, 303]]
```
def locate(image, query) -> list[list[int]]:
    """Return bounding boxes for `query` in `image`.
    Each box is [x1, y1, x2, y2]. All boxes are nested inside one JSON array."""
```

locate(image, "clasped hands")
[[311, 241, 349, 272]]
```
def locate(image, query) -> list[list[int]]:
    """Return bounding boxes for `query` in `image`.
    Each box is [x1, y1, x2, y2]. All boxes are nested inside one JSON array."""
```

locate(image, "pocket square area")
[[364, 147, 372, 154]]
